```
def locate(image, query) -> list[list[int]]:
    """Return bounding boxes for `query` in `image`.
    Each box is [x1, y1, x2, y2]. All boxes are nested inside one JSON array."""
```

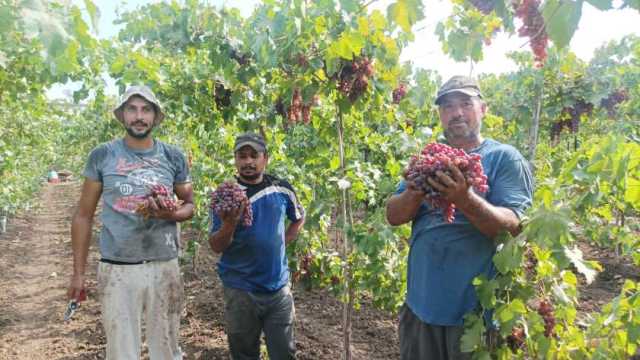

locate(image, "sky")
[[47, 0, 640, 99]]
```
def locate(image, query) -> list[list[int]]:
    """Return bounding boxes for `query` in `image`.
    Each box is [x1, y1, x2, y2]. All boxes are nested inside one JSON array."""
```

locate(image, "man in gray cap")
[[386, 75, 534, 359], [68, 85, 194, 359], [208, 132, 305, 360]]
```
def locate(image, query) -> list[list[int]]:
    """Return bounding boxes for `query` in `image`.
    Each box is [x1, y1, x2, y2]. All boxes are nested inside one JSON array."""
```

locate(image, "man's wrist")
[[453, 189, 482, 212]]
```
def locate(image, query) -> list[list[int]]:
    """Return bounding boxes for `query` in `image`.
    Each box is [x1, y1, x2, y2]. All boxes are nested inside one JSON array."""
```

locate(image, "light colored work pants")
[[97, 259, 184, 360]]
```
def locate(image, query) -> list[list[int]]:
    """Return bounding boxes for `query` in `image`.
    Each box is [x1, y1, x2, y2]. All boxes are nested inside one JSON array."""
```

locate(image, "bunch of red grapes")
[[403, 143, 488, 223], [537, 299, 556, 338], [276, 88, 316, 125], [392, 83, 408, 104], [336, 56, 374, 102], [550, 99, 593, 142], [600, 88, 629, 118], [136, 184, 183, 219], [469, 0, 495, 14], [292, 253, 314, 283], [515, 0, 548, 65], [209, 181, 253, 226], [506, 326, 526, 353]]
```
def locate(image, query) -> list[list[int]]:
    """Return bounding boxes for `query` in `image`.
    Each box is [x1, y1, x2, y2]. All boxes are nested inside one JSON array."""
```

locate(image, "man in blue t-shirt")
[[208, 132, 305, 360], [386, 76, 534, 360]]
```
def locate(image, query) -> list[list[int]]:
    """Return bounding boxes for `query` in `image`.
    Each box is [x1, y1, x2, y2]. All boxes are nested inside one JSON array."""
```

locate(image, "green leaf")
[[0, 51, 7, 69], [461, 313, 485, 353], [370, 10, 386, 30], [624, 0, 640, 10], [83, 0, 100, 32], [326, 30, 365, 60], [387, 0, 424, 34], [54, 40, 79, 74], [563, 246, 600, 284], [0, 5, 16, 33], [493, 239, 523, 274], [110, 55, 127, 74], [472, 275, 497, 308], [330, 155, 341, 170], [586, 0, 613, 9], [314, 16, 327, 34], [542, 0, 583, 49], [339, 0, 359, 13], [625, 177, 640, 209]]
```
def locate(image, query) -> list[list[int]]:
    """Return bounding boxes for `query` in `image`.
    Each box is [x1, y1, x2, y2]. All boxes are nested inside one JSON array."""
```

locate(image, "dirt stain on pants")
[[97, 259, 184, 360]]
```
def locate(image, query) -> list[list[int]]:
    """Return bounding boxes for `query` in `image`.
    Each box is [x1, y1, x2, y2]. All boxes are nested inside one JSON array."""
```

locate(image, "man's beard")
[[126, 122, 154, 139], [239, 166, 261, 181], [444, 118, 479, 142]]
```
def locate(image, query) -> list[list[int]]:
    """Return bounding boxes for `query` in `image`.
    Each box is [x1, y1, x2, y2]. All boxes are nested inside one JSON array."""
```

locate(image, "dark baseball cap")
[[435, 75, 483, 105], [234, 132, 267, 153]]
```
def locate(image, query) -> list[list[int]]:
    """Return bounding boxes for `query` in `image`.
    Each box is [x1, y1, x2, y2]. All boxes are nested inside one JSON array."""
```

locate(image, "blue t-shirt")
[[209, 174, 304, 293], [396, 139, 533, 326]]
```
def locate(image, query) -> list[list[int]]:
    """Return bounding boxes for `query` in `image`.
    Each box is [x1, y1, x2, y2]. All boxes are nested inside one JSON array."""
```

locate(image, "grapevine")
[[403, 143, 488, 223], [209, 181, 253, 226]]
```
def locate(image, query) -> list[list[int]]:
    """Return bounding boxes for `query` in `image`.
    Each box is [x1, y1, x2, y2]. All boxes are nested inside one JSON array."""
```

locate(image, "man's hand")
[[427, 163, 472, 205], [406, 179, 427, 197], [219, 204, 245, 227], [146, 196, 178, 220], [67, 273, 86, 301]]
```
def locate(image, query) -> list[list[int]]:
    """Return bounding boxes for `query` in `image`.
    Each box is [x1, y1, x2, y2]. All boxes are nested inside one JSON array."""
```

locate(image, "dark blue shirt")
[[396, 139, 533, 325], [210, 174, 304, 293]]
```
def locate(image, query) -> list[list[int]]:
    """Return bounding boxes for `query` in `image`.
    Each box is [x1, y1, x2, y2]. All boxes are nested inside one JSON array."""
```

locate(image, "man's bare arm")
[[67, 178, 102, 300]]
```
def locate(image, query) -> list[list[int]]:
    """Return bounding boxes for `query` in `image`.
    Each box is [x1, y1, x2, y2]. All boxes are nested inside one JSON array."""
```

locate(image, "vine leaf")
[[563, 245, 600, 284]]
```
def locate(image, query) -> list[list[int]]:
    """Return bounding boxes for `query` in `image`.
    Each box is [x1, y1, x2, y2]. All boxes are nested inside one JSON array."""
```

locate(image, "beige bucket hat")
[[113, 85, 165, 123]]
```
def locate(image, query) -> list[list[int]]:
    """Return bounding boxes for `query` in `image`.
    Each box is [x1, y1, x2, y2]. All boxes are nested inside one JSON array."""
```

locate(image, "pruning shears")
[[64, 289, 87, 321]]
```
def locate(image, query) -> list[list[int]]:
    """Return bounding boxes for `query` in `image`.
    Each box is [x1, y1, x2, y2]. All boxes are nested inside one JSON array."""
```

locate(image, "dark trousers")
[[223, 285, 296, 360], [399, 304, 472, 360]]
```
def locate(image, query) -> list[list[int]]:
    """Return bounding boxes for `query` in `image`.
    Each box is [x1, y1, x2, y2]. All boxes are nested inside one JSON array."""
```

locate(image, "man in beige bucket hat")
[[68, 85, 194, 359]]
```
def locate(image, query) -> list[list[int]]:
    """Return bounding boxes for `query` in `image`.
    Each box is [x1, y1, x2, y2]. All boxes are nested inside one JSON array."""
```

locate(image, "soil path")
[[0, 182, 399, 359]]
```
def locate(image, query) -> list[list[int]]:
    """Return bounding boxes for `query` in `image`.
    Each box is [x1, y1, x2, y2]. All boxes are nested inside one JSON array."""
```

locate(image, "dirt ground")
[[0, 181, 637, 359], [0, 182, 398, 360]]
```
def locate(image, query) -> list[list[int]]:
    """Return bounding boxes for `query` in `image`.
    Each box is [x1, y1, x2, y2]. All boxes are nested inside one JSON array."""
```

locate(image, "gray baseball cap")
[[435, 75, 483, 105], [234, 132, 267, 153], [113, 85, 165, 123]]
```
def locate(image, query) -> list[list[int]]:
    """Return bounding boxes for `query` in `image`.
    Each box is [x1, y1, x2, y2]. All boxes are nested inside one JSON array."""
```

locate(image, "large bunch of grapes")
[[336, 56, 374, 102], [600, 88, 629, 118], [403, 143, 488, 223], [209, 181, 253, 226], [136, 184, 184, 219], [515, 0, 548, 65], [550, 99, 593, 142]]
